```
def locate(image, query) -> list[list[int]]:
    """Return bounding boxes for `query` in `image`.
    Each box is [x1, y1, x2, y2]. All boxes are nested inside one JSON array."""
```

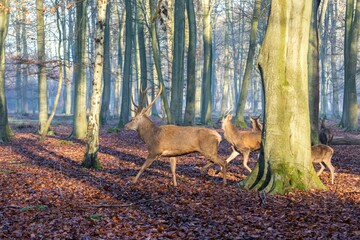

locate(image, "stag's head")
[[124, 84, 163, 131]]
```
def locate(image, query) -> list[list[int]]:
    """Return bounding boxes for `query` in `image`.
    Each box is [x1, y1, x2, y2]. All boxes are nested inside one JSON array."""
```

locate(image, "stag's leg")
[[226, 147, 240, 164], [170, 157, 177, 186], [200, 162, 213, 172], [133, 157, 156, 184], [316, 162, 326, 176], [243, 151, 252, 173]]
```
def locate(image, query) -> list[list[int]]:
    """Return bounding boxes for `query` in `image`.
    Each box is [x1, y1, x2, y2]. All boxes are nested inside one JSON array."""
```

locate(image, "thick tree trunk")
[[201, 0, 213, 125], [100, 2, 111, 125], [119, 0, 133, 127], [36, 0, 49, 134], [241, 0, 325, 194], [0, 0, 13, 143], [340, 0, 360, 130], [82, 0, 108, 169], [72, 0, 88, 138], [170, 0, 185, 125], [183, 0, 196, 126]]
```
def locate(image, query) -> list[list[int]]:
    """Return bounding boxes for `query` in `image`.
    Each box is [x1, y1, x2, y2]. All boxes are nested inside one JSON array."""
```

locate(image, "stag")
[[202, 114, 261, 173], [319, 118, 333, 145], [311, 144, 335, 184], [124, 85, 227, 186], [249, 115, 263, 132]]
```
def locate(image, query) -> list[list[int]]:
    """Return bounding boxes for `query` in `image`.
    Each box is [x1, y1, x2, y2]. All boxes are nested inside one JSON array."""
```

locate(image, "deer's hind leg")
[[170, 157, 177, 186]]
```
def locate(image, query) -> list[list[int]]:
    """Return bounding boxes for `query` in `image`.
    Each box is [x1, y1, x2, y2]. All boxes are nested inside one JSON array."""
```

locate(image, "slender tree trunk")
[[0, 0, 13, 143], [320, 8, 330, 118], [15, 1, 22, 114], [40, 1, 63, 142], [201, 0, 213, 125], [114, 5, 124, 118], [137, 0, 148, 101], [170, 0, 185, 125], [148, 0, 171, 123], [21, 0, 29, 114], [308, 0, 321, 145], [119, 0, 133, 127], [82, 0, 108, 169], [235, 0, 262, 127], [36, 0, 48, 134], [183, 0, 196, 125], [340, 0, 360, 130], [241, 0, 325, 194], [329, 0, 340, 119], [72, 0, 88, 138], [100, 2, 111, 125]]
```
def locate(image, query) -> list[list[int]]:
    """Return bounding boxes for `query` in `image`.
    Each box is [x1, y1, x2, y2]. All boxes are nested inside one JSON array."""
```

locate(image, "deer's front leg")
[[226, 146, 240, 164], [133, 157, 156, 184], [170, 157, 177, 186], [243, 151, 252, 173]]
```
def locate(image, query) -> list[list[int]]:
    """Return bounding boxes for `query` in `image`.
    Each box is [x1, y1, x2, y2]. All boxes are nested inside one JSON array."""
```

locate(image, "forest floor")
[[0, 115, 360, 239]]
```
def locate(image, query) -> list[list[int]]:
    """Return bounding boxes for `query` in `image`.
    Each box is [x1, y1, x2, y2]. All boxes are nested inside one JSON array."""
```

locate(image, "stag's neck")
[[137, 116, 160, 144]]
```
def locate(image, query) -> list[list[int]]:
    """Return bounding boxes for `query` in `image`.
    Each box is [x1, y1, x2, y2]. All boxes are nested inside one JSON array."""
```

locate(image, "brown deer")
[[311, 144, 335, 184], [249, 115, 263, 131], [319, 118, 333, 145], [202, 114, 261, 173], [124, 85, 227, 186]]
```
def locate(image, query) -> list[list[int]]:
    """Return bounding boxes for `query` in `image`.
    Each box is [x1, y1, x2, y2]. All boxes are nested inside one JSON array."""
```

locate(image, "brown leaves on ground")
[[0, 119, 359, 239]]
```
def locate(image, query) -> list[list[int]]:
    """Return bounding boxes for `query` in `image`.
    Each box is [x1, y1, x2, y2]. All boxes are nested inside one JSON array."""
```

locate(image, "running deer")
[[202, 114, 261, 173], [249, 115, 263, 132], [124, 85, 227, 186], [311, 144, 335, 184], [319, 118, 333, 145]]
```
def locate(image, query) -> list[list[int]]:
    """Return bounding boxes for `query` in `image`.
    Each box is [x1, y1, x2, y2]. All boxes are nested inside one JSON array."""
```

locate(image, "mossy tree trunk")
[[82, 0, 108, 169], [241, 0, 326, 194]]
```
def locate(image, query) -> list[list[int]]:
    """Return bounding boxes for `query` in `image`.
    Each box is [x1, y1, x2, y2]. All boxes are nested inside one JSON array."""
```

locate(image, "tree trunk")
[[36, 0, 49, 134], [119, 0, 133, 127], [148, 0, 171, 123], [234, 0, 262, 128], [21, 0, 29, 114], [329, 0, 340, 119], [308, 0, 321, 145], [241, 0, 325, 194], [170, 0, 185, 125], [72, 0, 88, 138], [340, 0, 360, 130], [183, 0, 196, 126], [100, 2, 111, 125], [15, 1, 22, 114], [40, 2, 63, 142], [82, 0, 108, 169], [201, 0, 213, 125], [114, 5, 124, 118], [0, 0, 13, 143], [331, 137, 360, 145]]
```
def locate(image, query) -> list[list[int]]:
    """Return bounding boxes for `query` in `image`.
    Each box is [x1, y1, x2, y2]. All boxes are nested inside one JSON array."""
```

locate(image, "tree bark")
[[340, 0, 360, 130], [36, 0, 49, 135], [201, 0, 213, 125], [82, 0, 108, 169], [72, 0, 88, 138], [0, 0, 13, 143], [170, 0, 185, 125], [241, 0, 325, 194], [183, 0, 196, 126]]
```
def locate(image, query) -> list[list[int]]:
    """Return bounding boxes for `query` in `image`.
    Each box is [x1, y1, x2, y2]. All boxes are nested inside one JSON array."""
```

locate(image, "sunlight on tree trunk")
[[82, 0, 108, 169], [241, 0, 325, 194]]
